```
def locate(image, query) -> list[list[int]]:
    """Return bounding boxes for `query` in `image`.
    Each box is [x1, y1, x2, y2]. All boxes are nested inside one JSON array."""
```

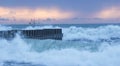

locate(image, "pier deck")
[[0, 29, 63, 40]]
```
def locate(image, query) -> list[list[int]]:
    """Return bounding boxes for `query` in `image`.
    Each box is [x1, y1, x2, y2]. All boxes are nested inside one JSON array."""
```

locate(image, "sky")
[[0, 0, 120, 24]]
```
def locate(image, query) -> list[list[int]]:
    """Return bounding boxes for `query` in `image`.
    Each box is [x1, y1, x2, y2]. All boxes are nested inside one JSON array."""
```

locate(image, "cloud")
[[95, 6, 120, 19], [0, 7, 74, 21]]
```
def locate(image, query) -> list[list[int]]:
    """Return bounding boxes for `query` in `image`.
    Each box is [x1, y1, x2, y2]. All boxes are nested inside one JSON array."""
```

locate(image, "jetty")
[[0, 29, 63, 40]]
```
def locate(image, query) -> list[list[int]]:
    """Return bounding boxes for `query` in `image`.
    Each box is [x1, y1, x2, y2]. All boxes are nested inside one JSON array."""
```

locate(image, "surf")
[[0, 24, 120, 66]]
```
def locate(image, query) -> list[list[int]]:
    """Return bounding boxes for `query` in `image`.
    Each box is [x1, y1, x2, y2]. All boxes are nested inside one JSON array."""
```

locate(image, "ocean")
[[0, 24, 120, 66]]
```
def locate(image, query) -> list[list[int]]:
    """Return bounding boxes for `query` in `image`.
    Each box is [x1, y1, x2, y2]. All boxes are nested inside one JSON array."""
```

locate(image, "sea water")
[[0, 24, 120, 66]]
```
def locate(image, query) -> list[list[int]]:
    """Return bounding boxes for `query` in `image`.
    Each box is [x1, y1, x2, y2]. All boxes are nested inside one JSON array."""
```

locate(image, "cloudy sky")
[[0, 0, 120, 24]]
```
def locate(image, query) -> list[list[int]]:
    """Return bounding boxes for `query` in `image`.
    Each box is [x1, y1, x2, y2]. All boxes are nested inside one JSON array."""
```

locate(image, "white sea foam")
[[0, 38, 120, 66], [24, 25, 61, 30], [0, 25, 120, 66], [0, 25, 12, 31], [63, 25, 120, 41]]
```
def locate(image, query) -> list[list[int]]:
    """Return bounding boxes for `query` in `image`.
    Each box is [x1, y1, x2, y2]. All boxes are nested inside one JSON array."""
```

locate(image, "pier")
[[0, 29, 63, 40]]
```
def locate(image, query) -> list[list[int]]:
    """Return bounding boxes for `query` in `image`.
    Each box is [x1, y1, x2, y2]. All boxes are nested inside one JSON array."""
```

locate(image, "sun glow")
[[0, 7, 74, 21], [95, 7, 120, 19]]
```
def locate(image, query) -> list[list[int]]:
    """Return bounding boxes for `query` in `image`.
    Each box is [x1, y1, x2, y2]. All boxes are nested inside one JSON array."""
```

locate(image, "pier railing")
[[0, 29, 63, 40]]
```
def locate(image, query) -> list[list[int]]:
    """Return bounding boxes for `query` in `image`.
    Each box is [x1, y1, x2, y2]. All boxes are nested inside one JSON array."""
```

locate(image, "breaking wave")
[[0, 25, 120, 66]]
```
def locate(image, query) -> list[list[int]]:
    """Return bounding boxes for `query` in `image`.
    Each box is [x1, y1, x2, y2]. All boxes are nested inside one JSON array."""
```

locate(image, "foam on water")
[[0, 25, 120, 66], [63, 25, 120, 41]]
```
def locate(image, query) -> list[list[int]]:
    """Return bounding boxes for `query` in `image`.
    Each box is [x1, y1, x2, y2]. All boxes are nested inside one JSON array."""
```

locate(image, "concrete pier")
[[0, 29, 63, 40]]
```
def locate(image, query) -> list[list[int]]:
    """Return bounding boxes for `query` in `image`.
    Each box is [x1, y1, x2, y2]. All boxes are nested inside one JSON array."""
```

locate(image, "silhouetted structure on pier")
[[0, 29, 63, 40]]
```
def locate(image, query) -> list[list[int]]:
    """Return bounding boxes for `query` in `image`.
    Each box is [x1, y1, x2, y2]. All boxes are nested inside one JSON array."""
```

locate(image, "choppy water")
[[0, 24, 120, 66]]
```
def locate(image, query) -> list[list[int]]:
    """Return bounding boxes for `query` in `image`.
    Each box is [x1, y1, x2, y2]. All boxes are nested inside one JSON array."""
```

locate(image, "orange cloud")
[[95, 7, 120, 19], [0, 7, 74, 21]]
